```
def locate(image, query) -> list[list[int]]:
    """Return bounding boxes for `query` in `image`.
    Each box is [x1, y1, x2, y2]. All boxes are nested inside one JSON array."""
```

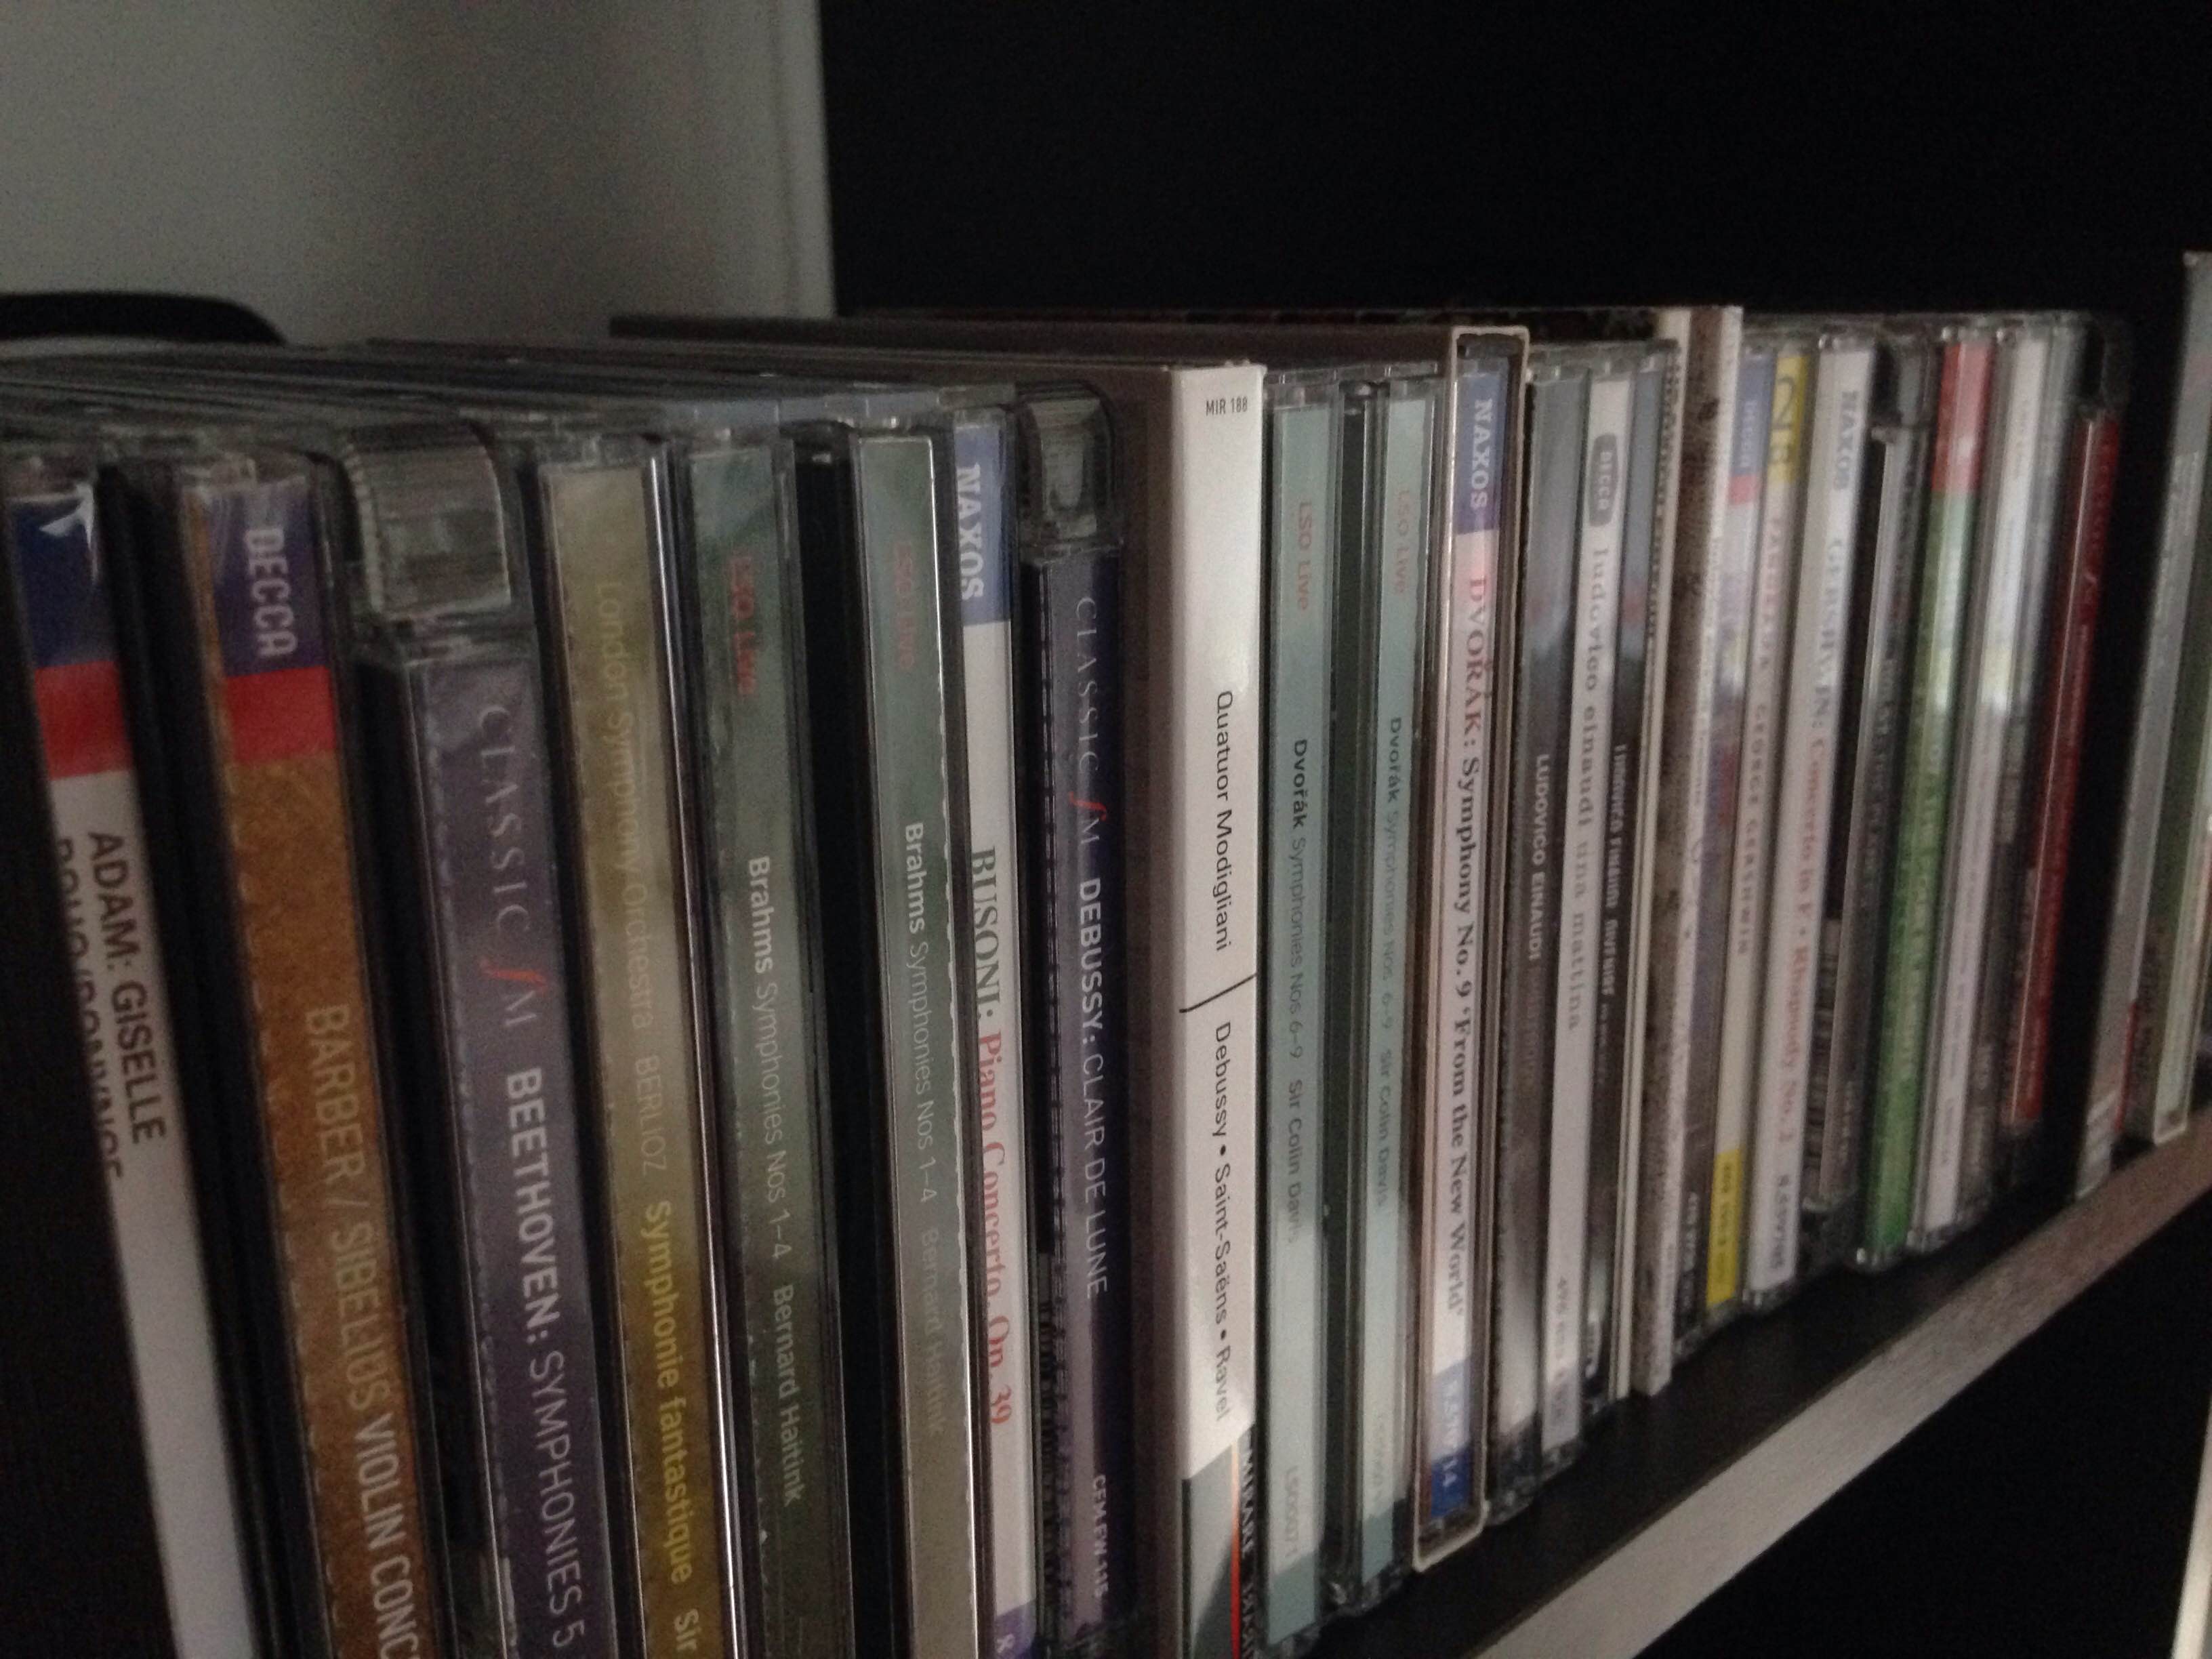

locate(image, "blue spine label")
[[16, 487, 113, 668], [958, 419, 1014, 628], [208, 476, 327, 677], [1456, 369, 1505, 537]]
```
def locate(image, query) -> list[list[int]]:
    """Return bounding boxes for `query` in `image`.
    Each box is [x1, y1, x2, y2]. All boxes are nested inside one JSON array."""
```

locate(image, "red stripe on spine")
[[1933, 341, 1996, 495], [225, 665, 337, 766], [34, 659, 131, 779]]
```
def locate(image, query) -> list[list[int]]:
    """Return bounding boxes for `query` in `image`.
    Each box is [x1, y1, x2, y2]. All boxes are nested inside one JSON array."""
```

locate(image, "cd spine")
[[1914, 326, 2050, 1248], [1634, 307, 1743, 1395], [1800, 351, 1934, 1270], [1323, 381, 1377, 1597], [1415, 358, 1509, 1537], [7, 470, 258, 1659], [2090, 258, 2212, 1147], [1673, 345, 1775, 1350], [2131, 598, 2212, 1145], [536, 456, 731, 1659], [1706, 339, 1810, 1322], [1540, 367, 1631, 1467], [793, 427, 986, 1659], [1328, 379, 1433, 1608], [1490, 365, 1586, 1516], [1260, 388, 1337, 1650], [947, 414, 1044, 1659], [1610, 341, 1683, 1408], [337, 430, 625, 1659], [2131, 372, 2212, 1149], [1862, 333, 1996, 1268], [1968, 325, 2085, 1194], [1584, 356, 1666, 1409], [2018, 409, 2120, 1192], [182, 468, 444, 1659], [856, 430, 988, 1658], [1140, 369, 1265, 1659], [404, 644, 623, 1659], [684, 440, 853, 1659], [1024, 537, 1137, 1656], [1745, 338, 1873, 1307]]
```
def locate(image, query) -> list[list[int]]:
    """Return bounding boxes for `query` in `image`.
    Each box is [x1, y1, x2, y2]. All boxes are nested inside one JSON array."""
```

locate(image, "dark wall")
[[820, 9, 2212, 319]]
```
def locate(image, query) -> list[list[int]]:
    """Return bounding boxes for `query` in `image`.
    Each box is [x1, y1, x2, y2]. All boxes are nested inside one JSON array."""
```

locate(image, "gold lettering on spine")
[[546, 464, 726, 1658]]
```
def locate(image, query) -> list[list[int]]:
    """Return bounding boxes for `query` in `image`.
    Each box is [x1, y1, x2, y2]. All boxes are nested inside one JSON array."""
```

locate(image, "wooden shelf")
[[1316, 1113, 2212, 1659]]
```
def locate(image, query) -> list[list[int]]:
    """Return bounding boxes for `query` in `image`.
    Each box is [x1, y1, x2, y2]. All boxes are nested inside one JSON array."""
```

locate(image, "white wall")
[[0, 0, 833, 342]]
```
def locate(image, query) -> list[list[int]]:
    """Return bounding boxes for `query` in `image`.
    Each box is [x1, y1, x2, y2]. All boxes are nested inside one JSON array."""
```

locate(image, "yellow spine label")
[[1709, 346, 1809, 1313], [1706, 1148, 1744, 1307]]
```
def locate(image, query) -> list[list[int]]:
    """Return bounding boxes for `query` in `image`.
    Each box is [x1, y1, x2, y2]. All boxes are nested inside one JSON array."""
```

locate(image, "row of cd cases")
[[0, 302, 2129, 1659], [1210, 307, 2128, 1577]]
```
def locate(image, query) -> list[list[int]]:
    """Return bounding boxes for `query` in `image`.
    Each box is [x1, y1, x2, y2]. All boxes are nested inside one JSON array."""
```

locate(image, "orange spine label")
[[186, 473, 442, 1659]]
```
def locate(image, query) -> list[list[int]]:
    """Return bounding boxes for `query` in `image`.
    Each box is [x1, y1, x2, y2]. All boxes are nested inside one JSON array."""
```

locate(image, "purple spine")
[[416, 650, 621, 1658], [1025, 548, 1138, 1650]]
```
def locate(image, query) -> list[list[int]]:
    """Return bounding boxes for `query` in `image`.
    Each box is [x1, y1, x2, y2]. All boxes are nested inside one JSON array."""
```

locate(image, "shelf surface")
[[1315, 1113, 2212, 1659]]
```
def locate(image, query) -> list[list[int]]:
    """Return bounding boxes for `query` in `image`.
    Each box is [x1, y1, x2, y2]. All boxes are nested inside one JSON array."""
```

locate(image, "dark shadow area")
[[1647, 1189, 2212, 1658]]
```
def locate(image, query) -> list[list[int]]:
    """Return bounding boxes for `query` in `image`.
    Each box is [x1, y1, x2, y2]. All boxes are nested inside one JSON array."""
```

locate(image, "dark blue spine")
[[413, 649, 623, 1659], [1023, 547, 1138, 1654]]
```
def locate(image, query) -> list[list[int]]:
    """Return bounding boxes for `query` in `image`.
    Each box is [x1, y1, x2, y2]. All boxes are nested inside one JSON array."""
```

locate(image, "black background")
[[820, 9, 2212, 321], [1647, 1192, 2212, 1658]]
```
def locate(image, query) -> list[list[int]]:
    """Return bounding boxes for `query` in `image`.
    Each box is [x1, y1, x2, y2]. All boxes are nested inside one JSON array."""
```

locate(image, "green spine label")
[[1863, 342, 1993, 1258]]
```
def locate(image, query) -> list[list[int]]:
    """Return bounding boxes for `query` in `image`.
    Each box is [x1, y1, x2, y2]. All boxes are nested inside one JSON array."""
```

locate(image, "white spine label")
[[22, 479, 255, 1659], [54, 770, 255, 1656], [1634, 308, 1742, 1394], [1164, 367, 1265, 1656], [1711, 345, 1807, 1309], [1541, 372, 1629, 1454], [963, 600, 1039, 1653], [1747, 344, 1872, 1296], [1420, 363, 1504, 1518], [1920, 332, 2049, 1233]]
